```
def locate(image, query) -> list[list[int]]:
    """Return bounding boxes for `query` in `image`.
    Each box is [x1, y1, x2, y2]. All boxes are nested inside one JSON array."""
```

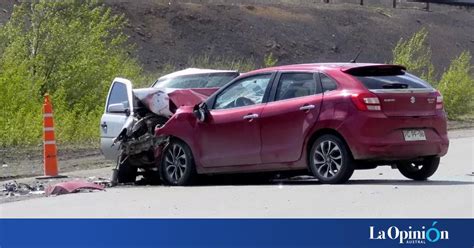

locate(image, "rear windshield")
[[153, 73, 238, 89], [355, 73, 432, 90]]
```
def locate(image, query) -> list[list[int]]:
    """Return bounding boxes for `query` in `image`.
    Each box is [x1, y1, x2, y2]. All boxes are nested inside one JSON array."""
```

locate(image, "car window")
[[153, 73, 237, 89], [354, 73, 431, 89], [275, 73, 316, 101], [107, 82, 129, 112], [320, 74, 338, 92], [214, 74, 272, 109]]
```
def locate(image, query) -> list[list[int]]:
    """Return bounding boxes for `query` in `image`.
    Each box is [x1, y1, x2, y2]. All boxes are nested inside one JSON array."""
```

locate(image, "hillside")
[[113, 1, 474, 77], [2, 0, 474, 78]]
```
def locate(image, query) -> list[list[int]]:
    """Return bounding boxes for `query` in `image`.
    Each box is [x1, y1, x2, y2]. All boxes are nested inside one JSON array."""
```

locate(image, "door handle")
[[299, 104, 315, 111], [243, 113, 259, 120], [101, 122, 107, 128]]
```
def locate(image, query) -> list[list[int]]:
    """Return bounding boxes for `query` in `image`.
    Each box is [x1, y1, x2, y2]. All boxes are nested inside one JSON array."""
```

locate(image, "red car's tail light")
[[435, 90, 443, 110], [351, 92, 381, 111]]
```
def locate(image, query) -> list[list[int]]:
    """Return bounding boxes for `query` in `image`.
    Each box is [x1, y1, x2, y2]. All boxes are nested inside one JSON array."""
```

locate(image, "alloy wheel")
[[164, 143, 187, 182], [313, 140, 343, 179]]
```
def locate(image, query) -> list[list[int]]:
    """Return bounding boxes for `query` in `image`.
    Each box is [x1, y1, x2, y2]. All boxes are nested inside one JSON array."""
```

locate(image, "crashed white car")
[[100, 68, 239, 183]]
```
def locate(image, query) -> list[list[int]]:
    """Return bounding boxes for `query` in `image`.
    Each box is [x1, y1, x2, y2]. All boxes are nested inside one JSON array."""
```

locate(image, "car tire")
[[142, 169, 161, 185], [160, 140, 196, 186], [117, 156, 137, 184], [308, 134, 354, 184], [397, 157, 440, 181]]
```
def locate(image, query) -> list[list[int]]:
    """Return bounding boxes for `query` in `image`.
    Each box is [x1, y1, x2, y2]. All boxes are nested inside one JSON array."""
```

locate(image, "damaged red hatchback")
[[102, 64, 449, 185]]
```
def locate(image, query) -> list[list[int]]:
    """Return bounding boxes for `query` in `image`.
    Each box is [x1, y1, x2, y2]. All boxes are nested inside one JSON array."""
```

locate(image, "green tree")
[[437, 51, 474, 119], [391, 28, 435, 84], [0, 0, 143, 146]]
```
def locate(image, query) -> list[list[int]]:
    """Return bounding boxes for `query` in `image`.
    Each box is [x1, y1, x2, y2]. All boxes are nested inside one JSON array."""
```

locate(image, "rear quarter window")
[[355, 73, 432, 89], [320, 74, 338, 92]]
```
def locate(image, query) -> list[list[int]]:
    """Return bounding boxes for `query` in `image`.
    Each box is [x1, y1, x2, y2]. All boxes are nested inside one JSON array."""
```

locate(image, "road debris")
[[2, 181, 45, 197], [88, 176, 114, 187], [45, 180, 105, 196]]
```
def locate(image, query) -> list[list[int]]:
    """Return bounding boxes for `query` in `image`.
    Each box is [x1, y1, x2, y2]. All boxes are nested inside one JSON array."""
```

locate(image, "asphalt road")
[[1, 135, 472, 218]]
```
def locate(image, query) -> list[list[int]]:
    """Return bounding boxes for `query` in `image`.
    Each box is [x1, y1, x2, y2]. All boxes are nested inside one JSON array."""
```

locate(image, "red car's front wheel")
[[160, 140, 197, 186], [309, 134, 355, 184]]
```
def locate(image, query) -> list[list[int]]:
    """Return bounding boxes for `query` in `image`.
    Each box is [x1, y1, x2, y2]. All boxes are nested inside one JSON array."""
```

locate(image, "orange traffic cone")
[[36, 94, 66, 179]]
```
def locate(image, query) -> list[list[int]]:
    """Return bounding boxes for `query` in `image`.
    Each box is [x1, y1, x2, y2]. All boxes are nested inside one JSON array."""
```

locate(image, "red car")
[[151, 63, 449, 185]]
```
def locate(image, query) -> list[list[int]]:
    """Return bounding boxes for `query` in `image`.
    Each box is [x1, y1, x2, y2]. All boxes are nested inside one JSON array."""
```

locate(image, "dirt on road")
[[0, 145, 113, 181]]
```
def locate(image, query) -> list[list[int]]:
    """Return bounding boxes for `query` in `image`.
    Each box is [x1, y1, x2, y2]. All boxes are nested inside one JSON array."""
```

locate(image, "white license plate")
[[403, 130, 426, 141]]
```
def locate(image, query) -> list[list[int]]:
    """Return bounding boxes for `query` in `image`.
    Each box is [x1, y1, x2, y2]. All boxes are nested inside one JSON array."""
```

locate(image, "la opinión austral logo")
[[369, 221, 449, 244]]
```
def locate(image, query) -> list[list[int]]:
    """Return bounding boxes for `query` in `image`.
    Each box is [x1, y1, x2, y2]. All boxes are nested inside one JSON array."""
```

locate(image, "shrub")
[[437, 51, 474, 119], [0, 0, 143, 146], [391, 28, 436, 84], [263, 52, 278, 67]]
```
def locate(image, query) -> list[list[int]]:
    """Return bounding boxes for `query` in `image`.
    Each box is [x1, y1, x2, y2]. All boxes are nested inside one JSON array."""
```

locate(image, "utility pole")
[[393, 0, 397, 8], [360, 0, 363, 5], [426, 1, 430, 11]]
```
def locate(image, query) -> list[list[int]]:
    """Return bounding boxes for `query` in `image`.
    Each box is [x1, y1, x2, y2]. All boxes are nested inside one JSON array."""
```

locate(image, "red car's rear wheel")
[[397, 157, 440, 181], [309, 134, 355, 184]]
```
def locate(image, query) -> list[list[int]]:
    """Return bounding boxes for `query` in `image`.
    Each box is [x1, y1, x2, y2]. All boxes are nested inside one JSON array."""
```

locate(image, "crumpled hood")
[[168, 88, 217, 107], [133, 87, 218, 117]]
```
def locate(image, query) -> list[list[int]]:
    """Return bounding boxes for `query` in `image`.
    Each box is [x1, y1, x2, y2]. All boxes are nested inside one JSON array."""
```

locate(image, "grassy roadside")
[[447, 113, 474, 130]]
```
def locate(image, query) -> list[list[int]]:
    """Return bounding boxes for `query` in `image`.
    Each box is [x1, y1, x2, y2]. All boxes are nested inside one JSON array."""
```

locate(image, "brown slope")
[[111, 1, 474, 78]]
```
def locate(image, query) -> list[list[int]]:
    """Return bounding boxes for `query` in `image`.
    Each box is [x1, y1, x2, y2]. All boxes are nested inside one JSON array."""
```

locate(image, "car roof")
[[158, 68, 239, 80], [242, 63, 386, 75]]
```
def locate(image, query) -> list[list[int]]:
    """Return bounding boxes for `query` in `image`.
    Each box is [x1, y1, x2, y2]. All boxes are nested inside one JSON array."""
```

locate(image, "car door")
[[260, 72, 323, 163], [196, 73, 274, 167], [100, 78, 134, 160]]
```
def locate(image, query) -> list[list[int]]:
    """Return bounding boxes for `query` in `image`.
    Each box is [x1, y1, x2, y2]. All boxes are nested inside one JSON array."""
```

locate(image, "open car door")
[[100, 78, 134, 160]]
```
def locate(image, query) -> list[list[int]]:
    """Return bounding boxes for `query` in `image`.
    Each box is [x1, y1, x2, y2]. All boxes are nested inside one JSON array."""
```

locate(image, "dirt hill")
[[111, 1, 474, 77], [1, 0, 474, 78]]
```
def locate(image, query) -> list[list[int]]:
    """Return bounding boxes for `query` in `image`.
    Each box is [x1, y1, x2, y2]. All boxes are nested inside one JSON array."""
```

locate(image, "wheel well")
[[167, 135, 195, 157], [168, 136, 191, 149], [306, 129, 353, 161], [168, 135, 184, 144]]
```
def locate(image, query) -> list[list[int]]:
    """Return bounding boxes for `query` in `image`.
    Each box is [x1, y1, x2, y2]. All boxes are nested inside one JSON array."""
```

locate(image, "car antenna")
[[350, 49, 362, 63]]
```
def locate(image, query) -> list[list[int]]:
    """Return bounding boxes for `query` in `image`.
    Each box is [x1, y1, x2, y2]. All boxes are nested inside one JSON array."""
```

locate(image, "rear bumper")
[[339, 111, 449, 160]]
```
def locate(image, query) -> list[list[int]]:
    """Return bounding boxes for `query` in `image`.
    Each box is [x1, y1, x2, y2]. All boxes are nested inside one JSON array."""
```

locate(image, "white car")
[[99, 68, 239, 183]]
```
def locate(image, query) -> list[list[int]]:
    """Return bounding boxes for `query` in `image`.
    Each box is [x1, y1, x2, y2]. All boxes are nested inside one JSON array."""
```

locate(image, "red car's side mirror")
[[193, 103, 209, 122]]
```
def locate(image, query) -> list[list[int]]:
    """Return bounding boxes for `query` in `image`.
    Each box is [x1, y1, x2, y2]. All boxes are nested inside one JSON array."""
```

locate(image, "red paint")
[[155, 63, 449, 174], [168, 88, 218, 107], [45, 180, 104, 196]]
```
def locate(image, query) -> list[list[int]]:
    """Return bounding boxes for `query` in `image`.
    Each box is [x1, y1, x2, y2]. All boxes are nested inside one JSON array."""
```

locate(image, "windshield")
[[153, 73, 238, 89]]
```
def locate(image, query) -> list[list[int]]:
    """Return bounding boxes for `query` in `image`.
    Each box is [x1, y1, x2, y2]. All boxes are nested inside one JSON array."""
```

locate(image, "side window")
[[320, 74, 338, 92], [275, 73, 316, 101], [107, 82, 129, 112], [214, 74, 271, 109]]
